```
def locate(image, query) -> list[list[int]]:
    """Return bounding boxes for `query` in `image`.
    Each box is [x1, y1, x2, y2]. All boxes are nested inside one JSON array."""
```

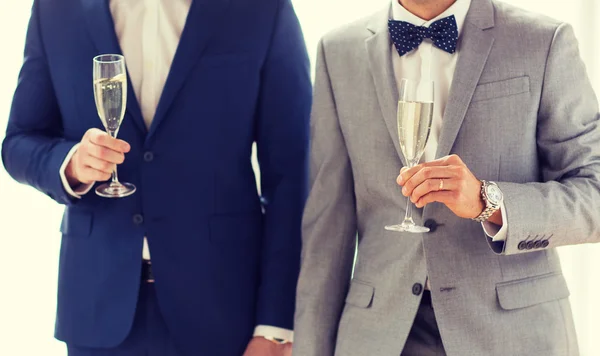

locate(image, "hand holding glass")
[[385, 78, 434, 233], [93, 54, 136, 198]]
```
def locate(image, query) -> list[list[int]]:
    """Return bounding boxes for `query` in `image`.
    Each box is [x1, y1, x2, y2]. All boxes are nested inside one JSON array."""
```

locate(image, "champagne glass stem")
[[403, 195, 414, 224], [111, 169, 120, 186], [107, 129, 121, 186], [401, 162, 416, 226]]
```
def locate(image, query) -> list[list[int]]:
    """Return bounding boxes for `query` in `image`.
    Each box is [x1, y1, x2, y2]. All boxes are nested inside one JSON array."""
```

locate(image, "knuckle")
[[96, 148, 106, 159], [88, 128, 100, 140], [422, 167, 432, 178], [428, 180, 436, 189], [448, 155, 461, 164]]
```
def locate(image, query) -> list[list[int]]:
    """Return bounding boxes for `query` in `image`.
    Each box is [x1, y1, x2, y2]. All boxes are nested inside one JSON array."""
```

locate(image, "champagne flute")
[[385, 78, 434, 233], [93, 54, 136, 198]]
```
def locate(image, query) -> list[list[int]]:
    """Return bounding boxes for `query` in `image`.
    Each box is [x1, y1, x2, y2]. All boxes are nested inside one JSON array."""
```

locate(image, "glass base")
[[95, 182, 136, 198], [385, 223, 430, 233]]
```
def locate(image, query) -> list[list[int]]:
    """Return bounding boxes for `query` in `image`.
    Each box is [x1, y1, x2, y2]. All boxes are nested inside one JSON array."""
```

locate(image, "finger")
[[411, 178, 458, 203], [401, 166, 460, 196], [86, 143, 126, 164], [78, 166, 112, 183], [83, 154, 117, 174], [415, 190, 457, 208], [87, 129, 130, 153], [397, 157, 458, 185]]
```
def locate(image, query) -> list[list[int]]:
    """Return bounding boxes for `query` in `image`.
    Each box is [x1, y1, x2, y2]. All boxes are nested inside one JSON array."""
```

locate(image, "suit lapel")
[[146, 0, 232, 142], [435, 0, 495, 158], [80, 0, 147, 135], [365, 7, 406, 166]]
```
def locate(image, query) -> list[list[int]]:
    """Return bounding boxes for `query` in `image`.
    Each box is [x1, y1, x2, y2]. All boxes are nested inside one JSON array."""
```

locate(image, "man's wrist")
[[63, 143, 82, 187], [472, 180, 504, 223], [261, 336, 289, 345], [65, 162, 82, 188], [253, 325, 293, 344], [59, 143, 94, 198], [487, 209, 503, 226]]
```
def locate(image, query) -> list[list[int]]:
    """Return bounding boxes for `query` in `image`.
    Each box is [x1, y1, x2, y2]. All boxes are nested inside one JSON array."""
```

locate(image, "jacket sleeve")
[[2, 0, 79, 205], [293, 39, 357, 356], [489, 23, 600, 255], [253, 0, 312, 330]]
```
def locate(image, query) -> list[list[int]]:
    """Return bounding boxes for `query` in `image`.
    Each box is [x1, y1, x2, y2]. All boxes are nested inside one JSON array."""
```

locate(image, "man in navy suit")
[[2, 0, 311, 355]]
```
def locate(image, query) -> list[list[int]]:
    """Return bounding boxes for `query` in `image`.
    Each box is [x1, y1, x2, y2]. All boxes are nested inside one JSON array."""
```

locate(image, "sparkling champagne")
[[94, 73, 127, 135], [92, 54, 135, 198], [397, 101, 434, 165]]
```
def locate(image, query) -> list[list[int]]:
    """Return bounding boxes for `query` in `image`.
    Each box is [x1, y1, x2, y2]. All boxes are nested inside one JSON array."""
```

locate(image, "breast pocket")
[[471, 76, 530, 103]]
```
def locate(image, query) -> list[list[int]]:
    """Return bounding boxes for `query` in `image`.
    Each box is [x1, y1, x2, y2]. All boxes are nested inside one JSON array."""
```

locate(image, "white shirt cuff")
[[253, 325, 294, 343], [481, 201, 508, 242], [59, 143, 94, 198]]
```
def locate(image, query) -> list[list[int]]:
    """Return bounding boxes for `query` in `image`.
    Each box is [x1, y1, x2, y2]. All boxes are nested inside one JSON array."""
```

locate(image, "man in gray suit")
[[294, 0, 600, 355]]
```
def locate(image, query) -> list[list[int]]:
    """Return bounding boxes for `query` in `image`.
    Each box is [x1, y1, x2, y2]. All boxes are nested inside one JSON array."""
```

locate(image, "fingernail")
[[397, 175, 403, 185], [402, 187, 408, 196], [400, 167, 408, 173]]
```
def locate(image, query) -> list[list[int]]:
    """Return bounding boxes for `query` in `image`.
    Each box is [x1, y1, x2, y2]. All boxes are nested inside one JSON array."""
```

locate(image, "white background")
[[0, 1, 599, 355]]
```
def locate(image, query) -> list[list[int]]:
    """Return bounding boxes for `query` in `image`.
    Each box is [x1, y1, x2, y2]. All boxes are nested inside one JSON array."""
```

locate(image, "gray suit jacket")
[[294, 0, 600, 355]]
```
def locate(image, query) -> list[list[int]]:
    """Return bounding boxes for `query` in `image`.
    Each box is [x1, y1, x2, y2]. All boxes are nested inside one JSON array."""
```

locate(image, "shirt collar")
[[391, 0, 472, 35]]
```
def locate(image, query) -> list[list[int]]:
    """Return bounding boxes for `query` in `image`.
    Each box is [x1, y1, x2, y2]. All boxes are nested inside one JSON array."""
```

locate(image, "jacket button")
[[424, 219, 438, 233], [143, 151, 154, 162], [542, 240, 550, 248], [526, 241, 535, 250], [518, 241, 527, 250], [412, 283, 423, 296], [133, 214, 144, 225]]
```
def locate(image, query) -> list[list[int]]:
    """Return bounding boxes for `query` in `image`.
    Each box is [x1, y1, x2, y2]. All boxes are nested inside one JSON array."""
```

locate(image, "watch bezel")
[[485, 182, 504, 206], [483, 181, 503, 207]]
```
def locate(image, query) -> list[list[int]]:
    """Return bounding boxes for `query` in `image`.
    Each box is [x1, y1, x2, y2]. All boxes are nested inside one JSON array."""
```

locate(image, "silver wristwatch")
[[473, 180, 504, 223]]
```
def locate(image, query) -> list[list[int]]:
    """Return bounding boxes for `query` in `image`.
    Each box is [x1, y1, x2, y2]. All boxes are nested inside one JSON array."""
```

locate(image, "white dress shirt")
[[59, 0, 293, 342], [391, 0, 507, 243]]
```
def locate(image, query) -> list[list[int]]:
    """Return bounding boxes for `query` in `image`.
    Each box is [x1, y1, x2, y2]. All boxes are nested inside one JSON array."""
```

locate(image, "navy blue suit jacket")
[[2, 0, 311, 354]]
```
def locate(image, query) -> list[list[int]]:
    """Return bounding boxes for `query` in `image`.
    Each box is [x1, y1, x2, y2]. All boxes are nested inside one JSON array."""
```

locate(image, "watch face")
[[486, 184, 503, 205]]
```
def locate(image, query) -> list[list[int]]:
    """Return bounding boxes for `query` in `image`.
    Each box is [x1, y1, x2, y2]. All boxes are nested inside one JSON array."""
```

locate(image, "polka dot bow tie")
[[388, 15, 459, 56]]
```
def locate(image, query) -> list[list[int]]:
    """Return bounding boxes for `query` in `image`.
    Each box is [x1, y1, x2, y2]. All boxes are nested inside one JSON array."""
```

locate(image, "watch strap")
[[473, 205, 497, 222], [473, 180, 499, 223]]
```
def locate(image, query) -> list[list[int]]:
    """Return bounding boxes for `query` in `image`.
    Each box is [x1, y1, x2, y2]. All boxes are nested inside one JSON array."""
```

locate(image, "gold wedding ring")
[[439, 179, 444, 191]]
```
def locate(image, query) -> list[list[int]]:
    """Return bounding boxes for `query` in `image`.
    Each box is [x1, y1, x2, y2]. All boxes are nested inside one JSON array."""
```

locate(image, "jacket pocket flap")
[[59, 208, 93, 237], [345, 280, 375, 308], [496, 272, 570, 310], [472, 76, 530, 102]]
